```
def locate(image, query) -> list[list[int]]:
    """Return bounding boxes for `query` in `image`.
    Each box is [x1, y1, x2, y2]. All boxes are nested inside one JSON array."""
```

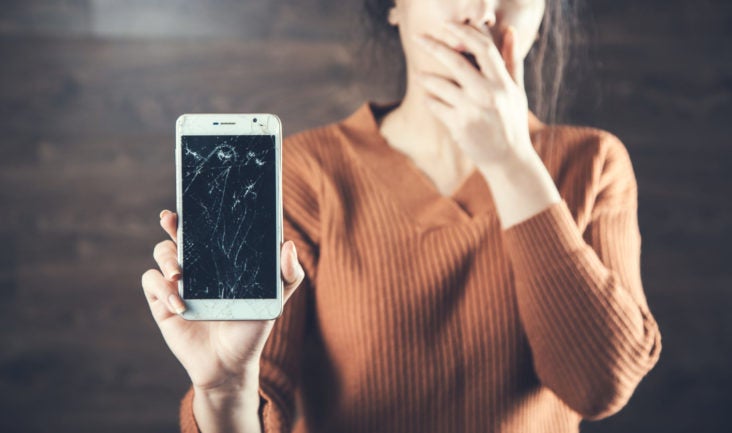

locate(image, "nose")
[[461, 1, 497, 30]]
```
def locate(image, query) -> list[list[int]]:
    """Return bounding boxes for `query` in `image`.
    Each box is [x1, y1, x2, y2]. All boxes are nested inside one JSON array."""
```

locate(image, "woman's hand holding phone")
[[141, 209, 305, 433]]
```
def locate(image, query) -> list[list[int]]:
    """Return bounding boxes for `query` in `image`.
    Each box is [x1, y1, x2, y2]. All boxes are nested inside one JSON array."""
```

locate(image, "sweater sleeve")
[[500, 133, 662, 421], [178, 134, 322, 433]]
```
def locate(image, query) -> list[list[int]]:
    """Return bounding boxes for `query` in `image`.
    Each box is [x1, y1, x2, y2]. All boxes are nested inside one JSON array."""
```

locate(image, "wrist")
[[478, 142, 538, 179], [478, 148, 561, 229], [192, 362, 261, 395], [192, 387, 262, 433], [192, 366, 262, 433]]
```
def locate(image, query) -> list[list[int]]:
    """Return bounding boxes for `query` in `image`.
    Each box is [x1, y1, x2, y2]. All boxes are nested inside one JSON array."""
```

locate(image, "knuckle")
[[152, 242, 164, 260], [460, 112, 473, 125], [285, 265, 305, 287], [494, 88, 509, 100], [152, 240, 174, 261], [476, 90, 492, 104], [296, 266, 306, 284], [141, 268, 158, 289], [468, 104, 482, 118]]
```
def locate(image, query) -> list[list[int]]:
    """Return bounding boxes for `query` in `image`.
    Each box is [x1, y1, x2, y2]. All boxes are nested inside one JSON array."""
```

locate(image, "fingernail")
[[168, 294, 186, 314], [166, 261, 181, 280], [160, 210, 170, 220]]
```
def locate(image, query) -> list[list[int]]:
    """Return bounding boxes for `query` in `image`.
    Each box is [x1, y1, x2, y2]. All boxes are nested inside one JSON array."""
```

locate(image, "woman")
[[141, 1, 662, 432]]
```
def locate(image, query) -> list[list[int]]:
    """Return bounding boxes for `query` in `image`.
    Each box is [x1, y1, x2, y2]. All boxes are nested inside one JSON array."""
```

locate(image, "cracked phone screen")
[[181, 135, 277, 299]]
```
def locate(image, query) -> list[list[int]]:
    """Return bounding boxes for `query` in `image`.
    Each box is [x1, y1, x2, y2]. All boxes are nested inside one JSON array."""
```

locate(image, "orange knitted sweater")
[[179, 101, 662, 433]]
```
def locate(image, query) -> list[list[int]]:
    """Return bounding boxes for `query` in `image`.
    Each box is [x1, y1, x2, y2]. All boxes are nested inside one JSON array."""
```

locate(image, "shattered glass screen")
[[181, 135, 277, 299]]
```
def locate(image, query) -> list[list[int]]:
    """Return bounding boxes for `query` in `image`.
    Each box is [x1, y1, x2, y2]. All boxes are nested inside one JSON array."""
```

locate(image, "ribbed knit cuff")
[[501, 200, 586, 274], [179, 382, 292, 433], [258, 383, 292, 433], [179, 386, 201, 433], [258, 359, 296, 433]]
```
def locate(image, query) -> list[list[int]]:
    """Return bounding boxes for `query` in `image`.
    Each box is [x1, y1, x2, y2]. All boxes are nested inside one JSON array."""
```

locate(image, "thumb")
[[282, 240, 306, 305], [501, 26, 518, 84]]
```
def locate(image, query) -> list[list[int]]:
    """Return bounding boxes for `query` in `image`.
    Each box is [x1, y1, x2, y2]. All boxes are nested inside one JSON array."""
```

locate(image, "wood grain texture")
[[0, 0, 730, 432]]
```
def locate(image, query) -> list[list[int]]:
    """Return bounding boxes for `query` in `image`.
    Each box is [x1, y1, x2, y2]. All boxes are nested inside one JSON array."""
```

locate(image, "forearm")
[[192, 367, 263, 433], [478, 148, 561, 230], [500, 201, 661, 419]]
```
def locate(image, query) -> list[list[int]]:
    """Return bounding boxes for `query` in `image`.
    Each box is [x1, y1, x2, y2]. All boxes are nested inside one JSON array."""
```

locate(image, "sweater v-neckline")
[[339, 100, 544, 231]]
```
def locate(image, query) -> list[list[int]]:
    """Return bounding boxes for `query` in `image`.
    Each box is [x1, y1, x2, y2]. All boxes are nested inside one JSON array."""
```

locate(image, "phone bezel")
[[175, 113, 283, 320]]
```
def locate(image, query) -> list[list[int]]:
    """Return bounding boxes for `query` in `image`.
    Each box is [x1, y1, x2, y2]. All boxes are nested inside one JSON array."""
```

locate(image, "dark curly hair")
[[359, 0, 587, 127]]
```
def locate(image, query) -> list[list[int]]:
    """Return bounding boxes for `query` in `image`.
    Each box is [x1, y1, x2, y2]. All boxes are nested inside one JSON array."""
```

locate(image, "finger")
[[153, 240, 181, 281], [415, 71, 465, 108], [441, 21, 514, 88], [159, 210, 178, 243], [423, 93, 454, 125], [422, 22, 468, 54], [281, 240, 305, 305], [412, 33, 485, 93], [141, 268, 187, 322], [501, 26, 517, 84], [441, 21, 511, 85]]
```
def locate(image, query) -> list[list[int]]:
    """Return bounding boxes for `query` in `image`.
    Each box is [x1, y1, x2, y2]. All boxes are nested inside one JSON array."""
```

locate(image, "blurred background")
[[0, 0, 729, 432]]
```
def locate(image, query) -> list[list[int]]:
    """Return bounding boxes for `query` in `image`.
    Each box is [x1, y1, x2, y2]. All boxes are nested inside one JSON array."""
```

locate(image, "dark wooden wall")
[[1, 1, 729, 432]]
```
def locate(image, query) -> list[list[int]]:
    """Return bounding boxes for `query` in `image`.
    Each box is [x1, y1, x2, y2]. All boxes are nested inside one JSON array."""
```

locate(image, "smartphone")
[[175, 113, 283, 320]]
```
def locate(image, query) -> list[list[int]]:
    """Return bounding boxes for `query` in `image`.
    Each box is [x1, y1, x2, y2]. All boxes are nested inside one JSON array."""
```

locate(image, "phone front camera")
[[252, 118, 257, 123]]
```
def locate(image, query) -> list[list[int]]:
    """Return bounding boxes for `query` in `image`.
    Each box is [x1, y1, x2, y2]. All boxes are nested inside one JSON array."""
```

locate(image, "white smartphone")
[[175, 113, 283, 320]]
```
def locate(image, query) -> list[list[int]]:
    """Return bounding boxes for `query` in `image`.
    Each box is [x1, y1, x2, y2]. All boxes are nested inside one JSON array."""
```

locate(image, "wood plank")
[[0, 37, 374, 137]]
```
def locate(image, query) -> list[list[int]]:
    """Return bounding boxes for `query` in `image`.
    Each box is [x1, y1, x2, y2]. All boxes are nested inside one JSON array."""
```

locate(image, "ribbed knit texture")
[[179, 101, 662, 433]]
